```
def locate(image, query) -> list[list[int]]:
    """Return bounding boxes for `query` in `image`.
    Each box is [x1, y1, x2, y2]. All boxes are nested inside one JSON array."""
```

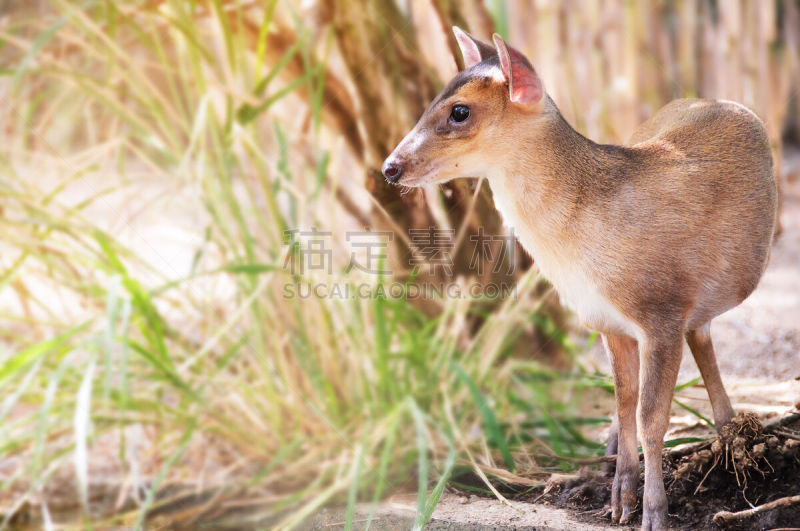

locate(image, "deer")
[[382, 27, 777, 530]]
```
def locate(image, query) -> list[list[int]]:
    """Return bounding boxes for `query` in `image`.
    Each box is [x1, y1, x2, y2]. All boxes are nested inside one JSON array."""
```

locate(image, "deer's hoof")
[[610, 459, 638, 524], [641, 489, 668, 530]]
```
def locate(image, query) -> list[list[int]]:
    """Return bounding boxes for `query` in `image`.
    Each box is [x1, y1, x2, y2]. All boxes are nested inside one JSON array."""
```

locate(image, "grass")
[[0, 2, 606, 528], [0, 1, 724, 528]]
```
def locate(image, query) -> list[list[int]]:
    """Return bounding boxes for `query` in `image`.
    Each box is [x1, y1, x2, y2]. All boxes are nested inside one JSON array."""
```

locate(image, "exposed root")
[[713, 493, 800, 527], [692, 453, 718, 495]]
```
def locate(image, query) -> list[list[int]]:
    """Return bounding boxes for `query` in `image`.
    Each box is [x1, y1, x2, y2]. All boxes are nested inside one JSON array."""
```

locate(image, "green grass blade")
[[674, 376, 701, 392], [409, 400, 429, 529], [74, 350, 97, 515], [102, 275, 121, 403], [344, 431, 368, 531], [0, 322, 90, 388], [420, 433, 455, 525], [365, 413, 401, 531], [672, 397, 715, 428], [133, 420, 196, 531], [664, 436, 706, 448], [12, 0, 99, 90], [450, 361, 515, 471]]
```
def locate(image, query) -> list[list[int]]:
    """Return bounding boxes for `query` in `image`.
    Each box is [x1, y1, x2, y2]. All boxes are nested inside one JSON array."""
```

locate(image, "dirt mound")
[[666, 412, 800, 529], [533, 412, 800, 529]]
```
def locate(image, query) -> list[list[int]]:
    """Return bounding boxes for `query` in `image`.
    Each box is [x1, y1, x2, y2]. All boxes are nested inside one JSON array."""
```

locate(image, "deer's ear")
[[492, 33, 543, 107], [453, 26, 495, 69]]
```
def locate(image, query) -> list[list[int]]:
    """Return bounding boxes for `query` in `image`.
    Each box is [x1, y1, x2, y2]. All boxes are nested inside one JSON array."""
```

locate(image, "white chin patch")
[[422, 182, 439, 194]]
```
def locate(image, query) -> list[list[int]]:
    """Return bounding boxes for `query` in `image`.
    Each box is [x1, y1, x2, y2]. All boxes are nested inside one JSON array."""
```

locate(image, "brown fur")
[[383, 30, 777, 530], [529, 98, 776, 332]]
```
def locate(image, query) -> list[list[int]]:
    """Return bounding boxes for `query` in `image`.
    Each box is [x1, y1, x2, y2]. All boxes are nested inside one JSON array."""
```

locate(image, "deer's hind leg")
[[685, 322, 734, 430], [603, 412, 619, 476]]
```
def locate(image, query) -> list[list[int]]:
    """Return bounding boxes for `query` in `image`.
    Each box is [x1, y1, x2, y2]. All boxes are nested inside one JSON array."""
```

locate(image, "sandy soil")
[[307, 492, 616, 530]]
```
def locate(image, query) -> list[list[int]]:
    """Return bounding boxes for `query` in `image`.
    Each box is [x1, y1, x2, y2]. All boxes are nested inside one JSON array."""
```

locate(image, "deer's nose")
[[382, 160, 403, 183]]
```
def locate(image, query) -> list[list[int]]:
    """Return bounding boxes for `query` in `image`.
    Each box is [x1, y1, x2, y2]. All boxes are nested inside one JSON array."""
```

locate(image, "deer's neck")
[[488, 100, 629, 243], [487, 102, 642, 337]]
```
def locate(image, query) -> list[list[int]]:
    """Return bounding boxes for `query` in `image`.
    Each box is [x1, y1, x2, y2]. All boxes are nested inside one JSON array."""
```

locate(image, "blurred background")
[[1, 0, 798, 528]]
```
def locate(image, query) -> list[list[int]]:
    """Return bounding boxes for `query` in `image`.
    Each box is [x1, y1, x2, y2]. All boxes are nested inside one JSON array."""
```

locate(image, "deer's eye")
[[450, 105, 470, 123]]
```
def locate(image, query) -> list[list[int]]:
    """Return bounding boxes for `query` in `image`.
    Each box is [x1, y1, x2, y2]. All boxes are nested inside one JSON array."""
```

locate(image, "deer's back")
[[629, 98, 771, 162], [586, 99, 777, 329]]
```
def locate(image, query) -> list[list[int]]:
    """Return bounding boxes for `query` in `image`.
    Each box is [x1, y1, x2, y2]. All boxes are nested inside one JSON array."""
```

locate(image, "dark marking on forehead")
[[436, 57, 501, 103], [437, 73, 476, 102]]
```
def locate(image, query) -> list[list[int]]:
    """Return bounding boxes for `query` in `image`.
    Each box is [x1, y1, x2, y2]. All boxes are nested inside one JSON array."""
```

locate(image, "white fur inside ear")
[[491, 33, 543, 105], [453, 27, 482, 69], [492, 35, 512, 75]]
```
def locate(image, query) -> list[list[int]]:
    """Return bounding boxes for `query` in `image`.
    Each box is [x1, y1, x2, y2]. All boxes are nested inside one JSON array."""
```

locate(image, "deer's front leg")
[[603, 333, 639, 524], [638, 331, 683, 531]]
